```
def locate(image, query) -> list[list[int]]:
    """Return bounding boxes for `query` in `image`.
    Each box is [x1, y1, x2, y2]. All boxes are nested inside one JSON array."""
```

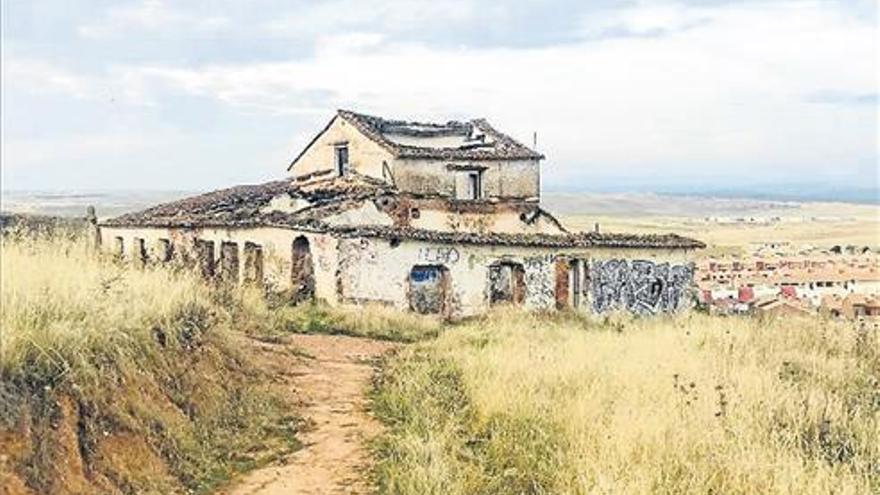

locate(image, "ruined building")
[[98, 110, 704, 317]]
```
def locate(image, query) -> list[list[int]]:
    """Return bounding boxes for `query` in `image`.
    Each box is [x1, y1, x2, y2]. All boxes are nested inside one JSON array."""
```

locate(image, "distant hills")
[[1, 183, 876, 220]]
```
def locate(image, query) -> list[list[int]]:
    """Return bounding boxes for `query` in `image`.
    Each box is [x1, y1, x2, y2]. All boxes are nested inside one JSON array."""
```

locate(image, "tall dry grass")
[[1, 236, 211, 383], [372, 310, 880, 494], [0, 235, 298, 494]]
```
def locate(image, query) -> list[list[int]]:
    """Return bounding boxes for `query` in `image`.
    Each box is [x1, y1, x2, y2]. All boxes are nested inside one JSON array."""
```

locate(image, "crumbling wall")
[[98, 226, 339, 302], [98, 226, 696, 318]]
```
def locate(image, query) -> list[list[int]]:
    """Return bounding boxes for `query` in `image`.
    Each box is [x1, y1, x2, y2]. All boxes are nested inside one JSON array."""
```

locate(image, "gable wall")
[[290, 116, 394, 181]]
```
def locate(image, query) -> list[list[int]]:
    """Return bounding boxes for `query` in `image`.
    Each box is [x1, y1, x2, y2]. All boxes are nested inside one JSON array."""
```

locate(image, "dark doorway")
[[291, 236, 315, 303], [409, 265, 449, 314], [489, 262, 525, 305]]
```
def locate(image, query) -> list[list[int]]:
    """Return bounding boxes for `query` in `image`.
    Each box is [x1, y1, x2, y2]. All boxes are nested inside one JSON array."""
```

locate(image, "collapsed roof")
[[102, 174, 705, 250]]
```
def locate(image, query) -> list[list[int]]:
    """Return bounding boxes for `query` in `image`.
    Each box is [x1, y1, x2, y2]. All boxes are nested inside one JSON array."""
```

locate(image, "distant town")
[[697, 242, 880, 326]]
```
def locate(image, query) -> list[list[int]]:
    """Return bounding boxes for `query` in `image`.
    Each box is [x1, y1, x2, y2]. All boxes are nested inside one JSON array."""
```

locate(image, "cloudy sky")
[[1, 0, 877, 195]]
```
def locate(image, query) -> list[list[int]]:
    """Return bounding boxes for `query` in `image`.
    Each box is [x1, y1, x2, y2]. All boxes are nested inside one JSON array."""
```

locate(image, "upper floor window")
[[455, 170, 482, 200], [334, 144, 349, 176]]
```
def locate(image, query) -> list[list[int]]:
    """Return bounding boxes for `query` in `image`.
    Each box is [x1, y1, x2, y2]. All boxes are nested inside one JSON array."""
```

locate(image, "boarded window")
[[409, 265, 449, 314], [489, 262, 525, 305], [195, 240, 215, 279], [114, 236, 124, 257], [243, 242, 264, 285], [219, 242, 240, 284], [157, 239, 173, 262], [291, 236, 315, 303]]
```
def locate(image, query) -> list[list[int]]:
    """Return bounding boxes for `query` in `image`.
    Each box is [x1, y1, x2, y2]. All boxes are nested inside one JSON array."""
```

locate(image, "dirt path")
[[222, 334, 396, 495]]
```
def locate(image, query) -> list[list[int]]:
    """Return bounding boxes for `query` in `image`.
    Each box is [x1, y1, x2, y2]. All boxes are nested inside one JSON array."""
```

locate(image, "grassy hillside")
[[0, 235, 299, 494], [372, 310, 879, 494]]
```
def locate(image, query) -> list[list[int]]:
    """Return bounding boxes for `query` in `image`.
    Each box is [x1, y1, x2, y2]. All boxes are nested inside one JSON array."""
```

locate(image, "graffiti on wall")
[[418, 246, 460, 264], [590, 259, 694, 314], [523, 255, 556, 308]]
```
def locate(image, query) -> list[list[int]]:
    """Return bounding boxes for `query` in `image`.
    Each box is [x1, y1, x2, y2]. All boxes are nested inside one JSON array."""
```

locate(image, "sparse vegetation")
[[0, 234, 299, 494], [252, 301, 444, 343], [372, 310, 879, 494]]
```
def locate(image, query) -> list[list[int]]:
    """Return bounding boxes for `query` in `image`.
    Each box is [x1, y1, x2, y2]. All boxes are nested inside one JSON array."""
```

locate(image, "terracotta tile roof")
[[100, 177, 704, 250], [336, 109, 545, 161]]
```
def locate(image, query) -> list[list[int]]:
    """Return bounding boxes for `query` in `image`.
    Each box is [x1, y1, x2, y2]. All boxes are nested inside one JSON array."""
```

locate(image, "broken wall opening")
[[219, 241, 240, 284], [555, 257, 571, 310], [243, 242, 264, 286], [194, 240, 215, 279], [133, 238, 147, 266], [114, 236, 124, 258], [291, 236, 315, 303], [409, 265, 449, 314], [157, 238, 173, 262], [570, 259, 583, 308], [489, 262, 525, 305]]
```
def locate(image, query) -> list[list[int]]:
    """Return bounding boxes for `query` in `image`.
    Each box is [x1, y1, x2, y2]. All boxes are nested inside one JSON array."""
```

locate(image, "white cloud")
[[3, 58, 155, 106], [77, 0, 229, 38], [88, 1, 872, 177], [262, 0, 476, 38], [6, 1, 876, 186]]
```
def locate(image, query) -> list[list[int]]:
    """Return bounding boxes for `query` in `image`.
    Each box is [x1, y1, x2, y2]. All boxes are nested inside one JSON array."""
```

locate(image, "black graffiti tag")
[[418, 246, 460, 264], [590, 259, 694, 315]]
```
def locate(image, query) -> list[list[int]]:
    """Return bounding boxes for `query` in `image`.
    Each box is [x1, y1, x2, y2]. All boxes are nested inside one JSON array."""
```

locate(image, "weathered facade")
[[98, 110, 704, 318]]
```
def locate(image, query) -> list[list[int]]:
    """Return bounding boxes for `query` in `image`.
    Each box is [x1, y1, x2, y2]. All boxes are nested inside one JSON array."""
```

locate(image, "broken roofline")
[[288, 109, 544, 171], [99, 217, 705, 250]]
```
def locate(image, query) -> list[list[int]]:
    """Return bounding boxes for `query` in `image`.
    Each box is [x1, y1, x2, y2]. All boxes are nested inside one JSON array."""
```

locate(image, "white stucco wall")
[[336, 236, 696, 317], [100, 224, 697, 319]]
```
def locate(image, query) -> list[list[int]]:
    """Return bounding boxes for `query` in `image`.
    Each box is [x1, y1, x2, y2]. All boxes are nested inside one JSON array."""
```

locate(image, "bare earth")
[[222, 334, 396, 495]]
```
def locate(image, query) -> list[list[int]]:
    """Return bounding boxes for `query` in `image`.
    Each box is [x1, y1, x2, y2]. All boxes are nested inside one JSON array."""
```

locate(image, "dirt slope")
[[221, 334, 396, 495]]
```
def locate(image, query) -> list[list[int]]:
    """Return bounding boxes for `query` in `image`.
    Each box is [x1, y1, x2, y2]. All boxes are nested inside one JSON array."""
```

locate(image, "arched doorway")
[[291, 236, 315, 303]]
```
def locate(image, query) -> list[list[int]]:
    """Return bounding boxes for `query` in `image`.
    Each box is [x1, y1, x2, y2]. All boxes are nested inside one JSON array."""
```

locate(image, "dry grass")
[[372, 310, 880, 494], [0, 235, 298, 494], [259, 302, 443, 343]]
